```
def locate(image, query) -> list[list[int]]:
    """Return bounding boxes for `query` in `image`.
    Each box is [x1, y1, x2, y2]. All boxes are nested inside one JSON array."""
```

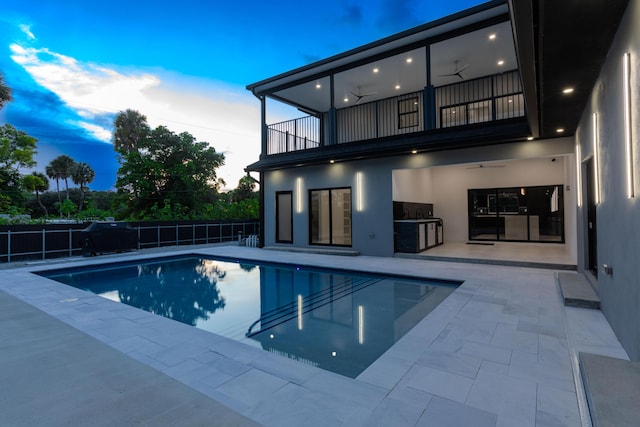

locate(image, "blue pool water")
[[40, 255, 459, 378]]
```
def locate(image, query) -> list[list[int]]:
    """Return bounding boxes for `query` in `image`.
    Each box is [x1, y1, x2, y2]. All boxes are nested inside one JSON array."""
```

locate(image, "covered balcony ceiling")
[[273, 20, 517, 114]]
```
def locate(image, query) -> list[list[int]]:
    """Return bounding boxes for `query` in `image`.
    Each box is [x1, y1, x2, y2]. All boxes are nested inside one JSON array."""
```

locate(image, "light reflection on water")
[[43, 256, 458, 378]]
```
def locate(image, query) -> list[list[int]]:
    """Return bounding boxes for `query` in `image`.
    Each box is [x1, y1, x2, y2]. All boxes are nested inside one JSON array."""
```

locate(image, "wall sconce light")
[[593, 113, 601, 204], [296, 177, 303, 213], [624, 52, 635, 198], [576, 144, 583, 208], [356, 172, 364, 212]]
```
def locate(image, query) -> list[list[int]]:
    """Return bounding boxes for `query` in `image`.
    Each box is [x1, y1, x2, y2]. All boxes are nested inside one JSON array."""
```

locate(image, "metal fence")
[[267, 115, 320, 154], [0, 220, 260, 263]]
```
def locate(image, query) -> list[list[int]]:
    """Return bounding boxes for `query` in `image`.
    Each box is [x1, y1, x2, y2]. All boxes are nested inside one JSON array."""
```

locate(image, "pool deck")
[[0, 246, 629, 426]]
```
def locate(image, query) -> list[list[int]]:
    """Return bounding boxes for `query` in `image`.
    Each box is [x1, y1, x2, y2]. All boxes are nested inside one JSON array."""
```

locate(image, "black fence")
[[0, 219, 260, 263]]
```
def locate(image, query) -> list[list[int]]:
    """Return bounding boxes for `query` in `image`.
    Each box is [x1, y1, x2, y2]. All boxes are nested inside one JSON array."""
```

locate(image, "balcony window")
[[398, 97, 420, 129]]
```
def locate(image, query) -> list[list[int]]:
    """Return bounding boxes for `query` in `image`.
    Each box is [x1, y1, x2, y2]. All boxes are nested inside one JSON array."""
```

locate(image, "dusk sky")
[[0, 0, 482, 191]]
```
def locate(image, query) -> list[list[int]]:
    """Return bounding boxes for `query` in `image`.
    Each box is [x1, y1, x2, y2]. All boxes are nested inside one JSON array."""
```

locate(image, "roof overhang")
[[510, 0, 630, 139]]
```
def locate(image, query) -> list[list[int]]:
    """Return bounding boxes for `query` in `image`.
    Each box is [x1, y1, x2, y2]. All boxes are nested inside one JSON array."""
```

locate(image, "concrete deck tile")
[[536, 383, 581, 427], [406, 365, 474, 403], [417, 396, 497, 427]]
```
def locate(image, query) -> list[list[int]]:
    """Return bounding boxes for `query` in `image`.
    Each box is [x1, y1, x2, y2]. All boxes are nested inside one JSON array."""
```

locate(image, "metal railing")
[[435, 69, 524, 128], [0, 220, 260, 263], [267, 115, 320, 154], [263, 70, 524, 155]]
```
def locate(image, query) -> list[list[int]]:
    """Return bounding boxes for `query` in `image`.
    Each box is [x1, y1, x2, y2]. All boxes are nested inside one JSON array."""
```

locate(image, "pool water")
[[41, 255, 459, 378]]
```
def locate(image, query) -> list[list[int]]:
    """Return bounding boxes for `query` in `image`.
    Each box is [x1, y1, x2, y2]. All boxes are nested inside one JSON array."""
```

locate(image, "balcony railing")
[[267, 116, 320, 155], [435, 70, 524, 128], [265, 70, 524, 155]]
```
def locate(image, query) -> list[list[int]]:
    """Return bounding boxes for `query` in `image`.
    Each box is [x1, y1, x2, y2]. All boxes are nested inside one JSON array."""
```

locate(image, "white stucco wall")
[[574, 0, 640, 360]]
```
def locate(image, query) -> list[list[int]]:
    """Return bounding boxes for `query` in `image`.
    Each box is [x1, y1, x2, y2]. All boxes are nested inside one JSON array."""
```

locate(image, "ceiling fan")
[[350, 87, 377, 104], [465, 163, 505, 169], [440, 60, 470, 80]]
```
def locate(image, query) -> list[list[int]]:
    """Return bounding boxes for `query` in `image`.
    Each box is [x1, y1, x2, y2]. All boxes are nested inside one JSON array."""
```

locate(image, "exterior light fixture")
[[344, 97, 349, 102], [624, 52, 635, 198], [356, 172, 364, 212], [297, 295, 303, 330], [593, 113, 601, 204], [315, 82, 321, 89], [373, 67, 379, 73], [358, 305, 364, 344], [556, 128, 565, 133], [489, 33, 496, 40], [562, 87, 574, 94], [406, 57, 413, 63], [576, 143, 583, 208], [331, 351, 337, 357]]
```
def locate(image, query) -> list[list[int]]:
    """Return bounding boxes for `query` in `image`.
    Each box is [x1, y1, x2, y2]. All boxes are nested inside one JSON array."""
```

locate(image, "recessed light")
[[562, 87, 574, 94], [527, 136, 534, 141], [330, 160, 335, 164], [497, 60, 505, 66], [556, 128, 565, 133], [315, 83, 321, 89], [373, 67, 379, 73], [395, 84, 401, 90], [452, 110, 456, 114], [489, 33, 497, 40], [508, 99, 513, 103], [331, 351, 337, 357], [411, 150, 417, 154], [344, 97, 349, 102], [406, 57, 413, 63]]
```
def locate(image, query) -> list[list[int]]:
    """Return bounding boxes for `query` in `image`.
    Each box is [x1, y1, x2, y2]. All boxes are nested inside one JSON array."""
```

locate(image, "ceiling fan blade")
[[455, 64, 471, 73]]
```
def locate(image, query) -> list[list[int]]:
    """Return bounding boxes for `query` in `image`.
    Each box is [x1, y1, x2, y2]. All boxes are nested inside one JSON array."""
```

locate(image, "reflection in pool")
[[41, 256, 459, 378]]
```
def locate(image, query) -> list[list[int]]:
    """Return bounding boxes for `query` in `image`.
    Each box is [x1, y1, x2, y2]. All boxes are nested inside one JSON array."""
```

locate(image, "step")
[[580, 353, 640, 427], [558, 272, 600, 309]]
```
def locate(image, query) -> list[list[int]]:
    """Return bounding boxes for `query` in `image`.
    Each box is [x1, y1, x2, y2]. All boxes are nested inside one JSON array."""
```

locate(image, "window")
[[276, 191, 293, 243], [310, 188, 352, 246], [398, 97, 419, 129]]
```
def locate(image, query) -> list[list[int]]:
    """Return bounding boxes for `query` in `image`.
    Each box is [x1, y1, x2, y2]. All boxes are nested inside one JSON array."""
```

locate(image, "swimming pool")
[[40, 255, 459, 378]]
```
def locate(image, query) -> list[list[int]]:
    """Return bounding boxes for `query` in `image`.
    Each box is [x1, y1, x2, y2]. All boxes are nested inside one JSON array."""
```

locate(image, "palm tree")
[[0, 73, 12, 110], [113, 109, 149, 154], [23, 172, 49, 217], [47, 155, 76, 202], [45, 163, 62, 209], [70, 162, 95, 212]]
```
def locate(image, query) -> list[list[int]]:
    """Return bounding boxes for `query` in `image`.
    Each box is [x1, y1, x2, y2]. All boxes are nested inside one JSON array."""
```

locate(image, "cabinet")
[[394, 219, 444, 253]]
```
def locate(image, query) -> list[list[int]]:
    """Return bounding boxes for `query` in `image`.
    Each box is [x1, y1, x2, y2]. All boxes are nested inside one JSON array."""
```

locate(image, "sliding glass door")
[[310, 188, 352, 246], [468, 185, 564, 242]]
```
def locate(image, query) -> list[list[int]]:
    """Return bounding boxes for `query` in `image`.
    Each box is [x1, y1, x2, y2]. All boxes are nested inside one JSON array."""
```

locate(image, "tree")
[[0, 124, 37, 210], [113, 111, 225, 219], [71, 162, 95, 212], [46, 155, 76, 207], [23, 172, 49, 217], [231, 175, 258, 202], [0, 73, 11, 110], [113, 109, 149, 154]]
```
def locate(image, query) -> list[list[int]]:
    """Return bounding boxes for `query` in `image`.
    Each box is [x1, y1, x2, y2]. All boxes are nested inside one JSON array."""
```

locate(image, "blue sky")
[[0, 0, 482, 191]]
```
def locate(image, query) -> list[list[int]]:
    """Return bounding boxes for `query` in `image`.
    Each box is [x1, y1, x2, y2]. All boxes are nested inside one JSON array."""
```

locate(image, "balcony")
[[265, 70, 524, 156]]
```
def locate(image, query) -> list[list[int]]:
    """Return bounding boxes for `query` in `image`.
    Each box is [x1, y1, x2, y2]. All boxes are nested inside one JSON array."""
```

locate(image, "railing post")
[[285, 130, 290, 152], [7, 230, 10, 263], [42, 229, 46, 260]]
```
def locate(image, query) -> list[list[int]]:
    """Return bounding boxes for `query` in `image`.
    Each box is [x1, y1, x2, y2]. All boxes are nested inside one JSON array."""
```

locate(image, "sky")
[[0, 0, 483, 191]]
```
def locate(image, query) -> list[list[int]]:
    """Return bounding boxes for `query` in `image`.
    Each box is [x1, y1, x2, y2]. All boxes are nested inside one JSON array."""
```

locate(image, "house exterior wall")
[[264, 138, 574, 258], [575, 0, 640, 360]]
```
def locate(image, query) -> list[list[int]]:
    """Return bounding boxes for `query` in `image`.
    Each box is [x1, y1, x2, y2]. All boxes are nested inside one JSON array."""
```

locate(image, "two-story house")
[[247, 0, 640, 359]]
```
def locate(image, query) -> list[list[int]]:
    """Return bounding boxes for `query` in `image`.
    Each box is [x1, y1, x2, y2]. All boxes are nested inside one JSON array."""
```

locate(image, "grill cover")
[[81, 222, 137, 256]]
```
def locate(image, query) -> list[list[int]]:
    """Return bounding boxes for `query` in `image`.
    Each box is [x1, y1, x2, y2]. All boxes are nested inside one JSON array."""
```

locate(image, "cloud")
[[19, 24, 35, 40], [376, 0, 420, 33], [9, 41, 265, 190]]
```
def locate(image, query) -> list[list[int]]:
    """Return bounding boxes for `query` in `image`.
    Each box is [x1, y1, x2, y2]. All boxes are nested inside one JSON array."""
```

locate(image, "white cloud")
[[19, 24, 36, 40], [9, 42, 264, 189]]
